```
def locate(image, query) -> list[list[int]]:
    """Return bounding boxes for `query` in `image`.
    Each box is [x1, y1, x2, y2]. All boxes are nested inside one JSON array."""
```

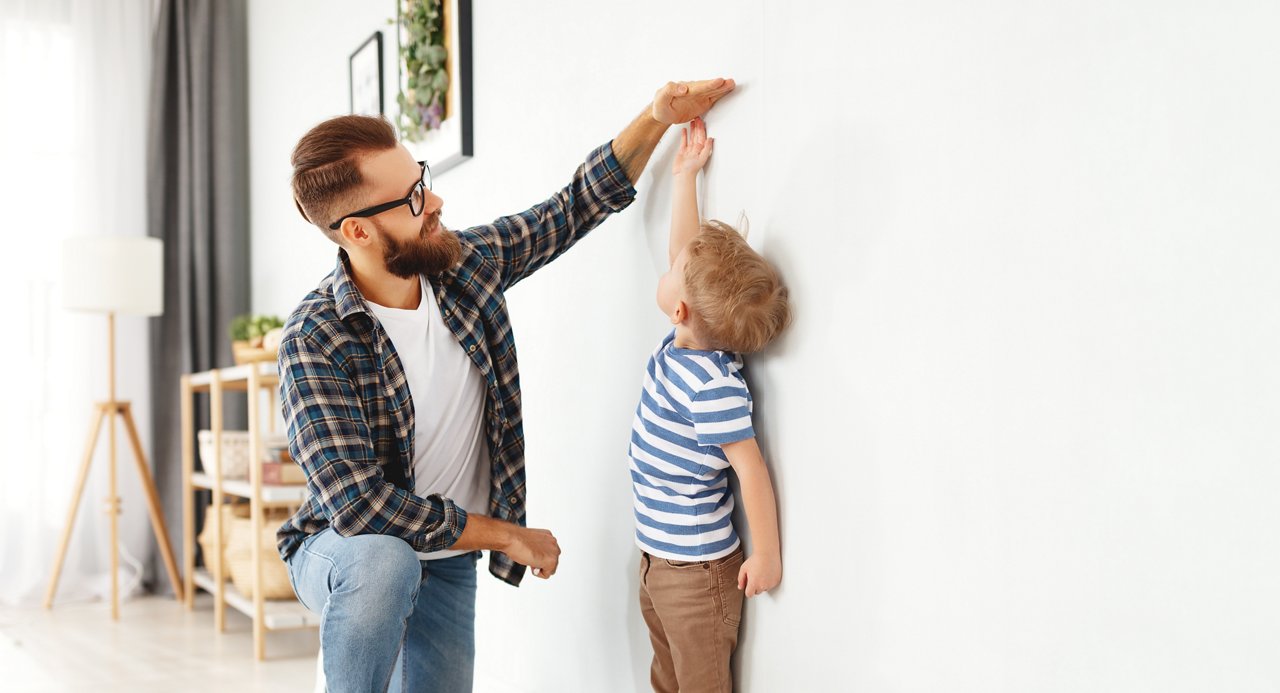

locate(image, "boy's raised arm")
[[669, 117, 714, 266]]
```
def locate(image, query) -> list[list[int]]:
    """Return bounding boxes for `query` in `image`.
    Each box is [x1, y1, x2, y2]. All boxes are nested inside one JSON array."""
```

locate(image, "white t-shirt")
[[366, 275, 490, 560]]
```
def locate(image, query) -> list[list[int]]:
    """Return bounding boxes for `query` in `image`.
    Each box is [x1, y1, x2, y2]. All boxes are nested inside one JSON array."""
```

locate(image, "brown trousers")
[[638, 547, 746, 692]]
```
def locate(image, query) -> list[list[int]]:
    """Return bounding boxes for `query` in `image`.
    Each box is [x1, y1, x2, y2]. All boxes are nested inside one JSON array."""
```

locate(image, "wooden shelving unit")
[[180, 361, 318, 660]]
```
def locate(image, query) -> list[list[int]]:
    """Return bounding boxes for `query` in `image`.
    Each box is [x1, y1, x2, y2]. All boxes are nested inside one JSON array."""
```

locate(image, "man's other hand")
[[504, 526, 561, 579]]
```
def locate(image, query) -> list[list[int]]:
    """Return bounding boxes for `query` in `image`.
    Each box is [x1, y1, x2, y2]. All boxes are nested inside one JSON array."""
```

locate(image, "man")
[[277, 78, 736, 692]]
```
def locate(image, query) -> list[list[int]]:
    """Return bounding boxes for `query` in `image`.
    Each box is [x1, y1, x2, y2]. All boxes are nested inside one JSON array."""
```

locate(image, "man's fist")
[[504, 526, 561, 579]]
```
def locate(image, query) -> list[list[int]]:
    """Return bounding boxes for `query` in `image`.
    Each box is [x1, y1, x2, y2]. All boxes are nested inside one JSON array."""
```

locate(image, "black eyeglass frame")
[[327, 160, 431, 230]]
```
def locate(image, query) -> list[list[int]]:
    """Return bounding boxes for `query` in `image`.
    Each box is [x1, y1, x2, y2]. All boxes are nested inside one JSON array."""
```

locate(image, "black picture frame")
[[349, 31, 384, 116], [396, 0, 472, 175]]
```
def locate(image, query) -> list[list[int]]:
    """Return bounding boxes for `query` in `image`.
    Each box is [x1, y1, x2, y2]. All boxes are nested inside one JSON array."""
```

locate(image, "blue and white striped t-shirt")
[[628, 329, 754, 561]]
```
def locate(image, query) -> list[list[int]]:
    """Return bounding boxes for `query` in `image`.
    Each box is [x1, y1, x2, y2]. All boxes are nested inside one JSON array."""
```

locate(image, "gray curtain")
[[146, 0, 250, 593]]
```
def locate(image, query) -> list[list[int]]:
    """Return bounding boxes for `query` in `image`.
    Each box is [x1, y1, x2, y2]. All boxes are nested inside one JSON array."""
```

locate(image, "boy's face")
[[657, 246, 691, 322]]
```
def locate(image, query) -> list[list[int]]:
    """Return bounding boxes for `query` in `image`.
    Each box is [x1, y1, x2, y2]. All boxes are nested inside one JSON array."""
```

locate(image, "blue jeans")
[[286, 528, 479, 693]]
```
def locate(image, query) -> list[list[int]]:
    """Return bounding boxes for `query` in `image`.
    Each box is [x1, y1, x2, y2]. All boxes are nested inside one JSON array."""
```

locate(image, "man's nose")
[[424, 188, 444, 216]]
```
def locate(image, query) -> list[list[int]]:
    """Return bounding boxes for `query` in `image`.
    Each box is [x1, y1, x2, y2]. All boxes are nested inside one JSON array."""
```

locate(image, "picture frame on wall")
[[349, 31, 384, 116], [395, 0, 473, 175]]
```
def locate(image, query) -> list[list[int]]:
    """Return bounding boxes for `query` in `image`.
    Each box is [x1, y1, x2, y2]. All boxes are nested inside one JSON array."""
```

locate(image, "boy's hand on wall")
[[738, 551, 782, 597], [673, 117, 714, 176], [652, 77, 736, 125]]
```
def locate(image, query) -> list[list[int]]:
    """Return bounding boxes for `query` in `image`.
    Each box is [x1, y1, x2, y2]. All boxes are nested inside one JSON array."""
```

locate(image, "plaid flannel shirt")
[[276, 142, 635, 586]]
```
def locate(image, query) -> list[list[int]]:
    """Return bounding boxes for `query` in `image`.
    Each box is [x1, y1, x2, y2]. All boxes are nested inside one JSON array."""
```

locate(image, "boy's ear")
[[672, 300, 689, 325]]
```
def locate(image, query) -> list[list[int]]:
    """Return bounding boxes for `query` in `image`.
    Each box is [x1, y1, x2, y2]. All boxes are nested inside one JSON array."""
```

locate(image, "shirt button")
[[507, 495, 519, 506], [444, 309, 451, 317], [468, 344, 477, 353]]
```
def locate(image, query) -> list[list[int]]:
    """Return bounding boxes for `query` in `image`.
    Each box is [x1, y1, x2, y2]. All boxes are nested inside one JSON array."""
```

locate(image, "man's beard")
[[379, 211, 462, 279]]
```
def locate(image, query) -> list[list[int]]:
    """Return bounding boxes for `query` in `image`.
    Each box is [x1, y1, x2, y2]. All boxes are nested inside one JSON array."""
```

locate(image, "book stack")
[[262, 435, 306, 485]]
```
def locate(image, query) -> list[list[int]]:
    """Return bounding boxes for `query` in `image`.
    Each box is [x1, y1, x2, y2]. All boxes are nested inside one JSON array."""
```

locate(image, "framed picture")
[[349, 31, 384, 116], [395, 0, 473, 175]]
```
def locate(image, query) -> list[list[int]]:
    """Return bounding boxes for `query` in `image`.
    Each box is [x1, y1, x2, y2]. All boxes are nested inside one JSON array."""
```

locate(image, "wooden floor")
[[0, 595, 321, 692]]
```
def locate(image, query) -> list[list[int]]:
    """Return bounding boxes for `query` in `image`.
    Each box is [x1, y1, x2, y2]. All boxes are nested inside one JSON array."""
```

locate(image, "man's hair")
[[683, 220, 791, 354], [290, 115, 398, 242]]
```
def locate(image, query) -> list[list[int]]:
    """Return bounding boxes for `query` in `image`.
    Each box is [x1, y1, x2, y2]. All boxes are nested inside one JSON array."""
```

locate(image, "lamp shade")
[[62, 236, 163, 316]]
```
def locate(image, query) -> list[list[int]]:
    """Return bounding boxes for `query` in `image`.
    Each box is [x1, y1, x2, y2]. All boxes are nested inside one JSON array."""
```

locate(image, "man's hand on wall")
[[652, 78, 737, 125]]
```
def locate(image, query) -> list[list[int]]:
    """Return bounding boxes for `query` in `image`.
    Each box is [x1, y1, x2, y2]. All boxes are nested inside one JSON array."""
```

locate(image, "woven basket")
[[197, 502, 247, 575], [197, 430, 251, 479], [225, 508, 295, 600]]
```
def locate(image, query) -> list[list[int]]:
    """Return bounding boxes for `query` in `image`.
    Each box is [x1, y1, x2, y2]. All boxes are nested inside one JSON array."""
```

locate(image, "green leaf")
[[397, 0, 448, 129]]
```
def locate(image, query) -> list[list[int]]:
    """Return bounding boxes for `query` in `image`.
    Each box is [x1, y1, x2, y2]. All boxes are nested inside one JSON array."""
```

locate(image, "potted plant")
[[230, 314, 284, 365]]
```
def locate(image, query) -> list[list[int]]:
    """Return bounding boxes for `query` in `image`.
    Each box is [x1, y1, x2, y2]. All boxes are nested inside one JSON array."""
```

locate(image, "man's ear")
[[340, 218, 373, 247]]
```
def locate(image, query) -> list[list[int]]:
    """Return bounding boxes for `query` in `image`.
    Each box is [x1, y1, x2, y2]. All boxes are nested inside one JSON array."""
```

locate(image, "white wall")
[[248, 2, 1280, 691]]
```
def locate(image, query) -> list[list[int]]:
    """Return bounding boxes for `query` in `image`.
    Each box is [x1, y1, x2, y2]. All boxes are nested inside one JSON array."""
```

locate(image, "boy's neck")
[[673, 324, 713, 351]]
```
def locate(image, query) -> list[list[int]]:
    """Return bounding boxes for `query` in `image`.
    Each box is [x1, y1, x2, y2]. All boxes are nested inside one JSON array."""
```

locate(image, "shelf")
[[188, 361, 279, 391], [191, 472, 307, 504], [183, 361, 298, 660], [192, 568, 319, 630]]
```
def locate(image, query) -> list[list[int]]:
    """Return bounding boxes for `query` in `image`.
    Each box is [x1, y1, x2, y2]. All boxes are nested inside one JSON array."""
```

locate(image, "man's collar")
[[332, 248, 369, 321]]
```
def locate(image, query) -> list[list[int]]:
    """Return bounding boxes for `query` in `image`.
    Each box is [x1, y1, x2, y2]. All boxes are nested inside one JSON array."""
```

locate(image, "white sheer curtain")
[[0, 0, 156, 606]]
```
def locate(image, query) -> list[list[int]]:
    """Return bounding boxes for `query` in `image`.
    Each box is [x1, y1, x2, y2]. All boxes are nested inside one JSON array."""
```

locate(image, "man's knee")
[[330, 533, 422, 606], [310, 534, 420, 675]]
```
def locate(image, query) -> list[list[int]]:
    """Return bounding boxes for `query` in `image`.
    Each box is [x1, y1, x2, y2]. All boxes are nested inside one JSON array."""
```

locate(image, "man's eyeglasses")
[[328, 161, 432, 231]]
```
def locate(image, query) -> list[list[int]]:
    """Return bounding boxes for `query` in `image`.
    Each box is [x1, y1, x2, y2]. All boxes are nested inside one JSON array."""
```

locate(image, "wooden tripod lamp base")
[[48, 236, 178, 619], [43, 397, 184, 617]]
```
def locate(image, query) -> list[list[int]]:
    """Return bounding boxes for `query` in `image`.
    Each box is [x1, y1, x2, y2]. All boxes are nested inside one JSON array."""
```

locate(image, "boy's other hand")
[[652, 77, 736, 125], [504, 526, 561, 579], [673, 117, 714, 176], [738, 551, 781, 597]]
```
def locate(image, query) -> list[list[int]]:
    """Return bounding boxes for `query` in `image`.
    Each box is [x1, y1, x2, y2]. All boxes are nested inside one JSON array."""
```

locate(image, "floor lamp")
[[45, 236, 184, 618]]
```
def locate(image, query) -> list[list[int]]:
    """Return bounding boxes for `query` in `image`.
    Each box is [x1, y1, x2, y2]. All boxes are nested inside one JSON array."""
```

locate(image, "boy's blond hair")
[[683, 220, 791, 354]]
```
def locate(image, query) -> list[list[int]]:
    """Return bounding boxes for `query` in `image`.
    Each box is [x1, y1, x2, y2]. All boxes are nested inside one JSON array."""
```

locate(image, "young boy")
[[629, 117, 790, 693]]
